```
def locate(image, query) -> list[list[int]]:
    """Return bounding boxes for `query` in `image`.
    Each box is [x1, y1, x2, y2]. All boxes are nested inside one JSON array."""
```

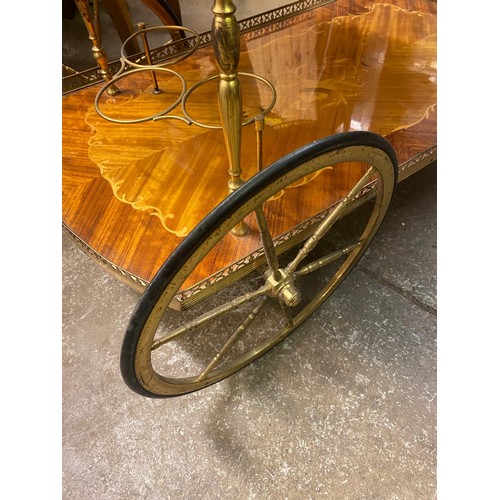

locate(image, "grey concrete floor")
[[62, 1, 436, 498], [62, 165, 437, 499]]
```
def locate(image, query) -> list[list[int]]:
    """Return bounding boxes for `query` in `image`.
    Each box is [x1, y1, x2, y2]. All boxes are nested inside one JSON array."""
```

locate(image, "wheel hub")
[[264, 269, 302, 307]]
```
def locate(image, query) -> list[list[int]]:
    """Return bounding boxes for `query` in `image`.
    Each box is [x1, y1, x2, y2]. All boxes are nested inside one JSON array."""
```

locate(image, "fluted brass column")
[[211, 0, 248, 235], [74, 0, 120, 96]]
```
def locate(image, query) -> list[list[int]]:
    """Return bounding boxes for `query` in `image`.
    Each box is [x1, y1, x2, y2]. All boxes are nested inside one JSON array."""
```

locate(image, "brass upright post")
[[74, 0, 120, 96], [137, 22, 162, 95], [212, 0, 248, 235]]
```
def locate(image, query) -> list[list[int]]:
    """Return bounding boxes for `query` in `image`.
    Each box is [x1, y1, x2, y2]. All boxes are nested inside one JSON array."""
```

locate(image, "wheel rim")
[[121, 132, 397, 397]]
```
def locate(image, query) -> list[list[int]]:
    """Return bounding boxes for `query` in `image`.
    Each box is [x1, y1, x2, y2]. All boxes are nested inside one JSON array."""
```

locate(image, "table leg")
[[74, 0, 120, 96]]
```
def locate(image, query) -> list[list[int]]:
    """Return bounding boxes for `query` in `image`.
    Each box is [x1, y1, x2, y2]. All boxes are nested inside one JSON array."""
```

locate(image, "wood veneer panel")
[[62, 0, 436, 288]]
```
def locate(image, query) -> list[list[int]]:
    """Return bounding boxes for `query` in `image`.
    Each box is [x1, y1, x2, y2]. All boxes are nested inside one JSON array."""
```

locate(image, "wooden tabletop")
[[62, 0, 437, 291]]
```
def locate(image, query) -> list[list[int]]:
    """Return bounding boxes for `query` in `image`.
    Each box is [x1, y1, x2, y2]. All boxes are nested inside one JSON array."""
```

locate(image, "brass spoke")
[[196, 297, 268, 381], [286, 167, 375, 273], [255, 206, 281, 280], [295, 241, 363, 277], [151, 284, 270, 350]]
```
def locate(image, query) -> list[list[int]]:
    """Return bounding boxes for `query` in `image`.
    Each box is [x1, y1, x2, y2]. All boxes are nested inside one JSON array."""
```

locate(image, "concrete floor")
[[63, 1, 436, 498]]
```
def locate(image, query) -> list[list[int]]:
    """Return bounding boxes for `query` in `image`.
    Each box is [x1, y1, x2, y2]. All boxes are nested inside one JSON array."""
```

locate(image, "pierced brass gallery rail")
[[63, 0, 337, 94]]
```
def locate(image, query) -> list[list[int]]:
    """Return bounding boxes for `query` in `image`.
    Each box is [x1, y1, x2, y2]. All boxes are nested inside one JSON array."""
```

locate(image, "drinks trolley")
[[62, 0, 437, 397]]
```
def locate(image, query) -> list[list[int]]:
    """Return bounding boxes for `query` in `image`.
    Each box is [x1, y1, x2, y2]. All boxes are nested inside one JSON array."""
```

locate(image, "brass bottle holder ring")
[[120, 25, 201, 69], [94, 65, 189, 124], [179, 73, 277, 129], [94, 24, 276, 127], [94, 25, 199, 124]]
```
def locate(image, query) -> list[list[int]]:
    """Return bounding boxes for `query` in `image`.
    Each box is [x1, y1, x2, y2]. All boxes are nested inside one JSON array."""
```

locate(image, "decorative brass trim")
[[238, 0, 335, 43], [63, 0, 337, 94], [239, 0, 335, 30], [62, 223, 149, 293], [398, 146, 437, 181]]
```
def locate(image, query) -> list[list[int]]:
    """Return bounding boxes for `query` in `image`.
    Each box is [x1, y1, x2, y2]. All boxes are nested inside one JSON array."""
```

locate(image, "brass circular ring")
[[121, 26, 200, 68], [94, 66, 187, 124], [181, 73, 277, 129]]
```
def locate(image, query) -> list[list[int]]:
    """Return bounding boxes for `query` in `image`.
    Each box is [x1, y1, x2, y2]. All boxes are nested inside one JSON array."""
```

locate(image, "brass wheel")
[[121, 131, 397, 397]]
